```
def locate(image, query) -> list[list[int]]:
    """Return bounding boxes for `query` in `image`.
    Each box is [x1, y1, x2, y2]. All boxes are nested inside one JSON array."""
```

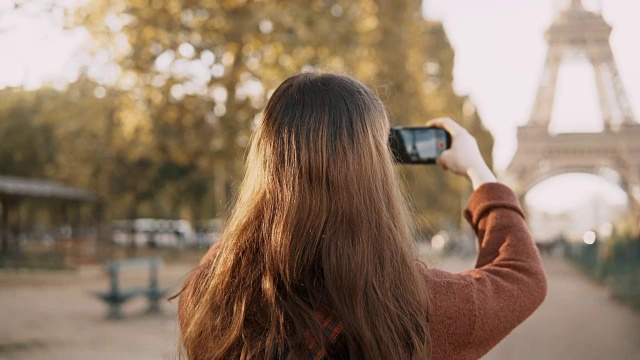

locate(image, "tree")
[[71, 0, 383, 220], [0, 88, 60, 178], [372, 2, 494, 232], [0, 0, 495, 230]]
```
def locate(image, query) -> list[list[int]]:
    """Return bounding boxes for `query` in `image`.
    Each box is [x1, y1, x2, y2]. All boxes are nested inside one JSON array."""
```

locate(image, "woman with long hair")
[[177, 72, 546, 359]]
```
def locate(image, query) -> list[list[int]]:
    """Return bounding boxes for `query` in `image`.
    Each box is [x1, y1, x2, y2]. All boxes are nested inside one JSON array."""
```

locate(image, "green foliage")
[[0, 88, 57, 177], [0, 0, 493, 229], [610, 213, 640, 243]]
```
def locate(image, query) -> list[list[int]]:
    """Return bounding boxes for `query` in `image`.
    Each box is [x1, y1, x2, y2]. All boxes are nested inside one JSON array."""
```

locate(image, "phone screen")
[[389, 127, 450, 164]]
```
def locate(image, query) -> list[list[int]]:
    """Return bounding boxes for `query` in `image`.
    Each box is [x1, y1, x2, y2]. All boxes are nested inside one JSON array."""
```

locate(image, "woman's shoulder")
[[420, 267, 477, 315]]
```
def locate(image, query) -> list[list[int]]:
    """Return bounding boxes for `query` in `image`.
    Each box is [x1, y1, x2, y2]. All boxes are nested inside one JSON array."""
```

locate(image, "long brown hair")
[[180, 72, 430, 359]]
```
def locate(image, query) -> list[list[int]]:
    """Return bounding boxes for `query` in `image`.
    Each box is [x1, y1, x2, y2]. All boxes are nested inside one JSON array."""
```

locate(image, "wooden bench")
[[94, 257, 169, 319]]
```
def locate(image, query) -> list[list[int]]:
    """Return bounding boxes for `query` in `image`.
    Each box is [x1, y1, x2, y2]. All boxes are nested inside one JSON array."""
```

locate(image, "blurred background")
[[0, 0, 639, 359]]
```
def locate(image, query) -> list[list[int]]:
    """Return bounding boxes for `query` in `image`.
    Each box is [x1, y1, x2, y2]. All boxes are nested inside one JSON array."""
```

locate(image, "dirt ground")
[[1, 254, 640, 359], [0, 263, 191, 360]]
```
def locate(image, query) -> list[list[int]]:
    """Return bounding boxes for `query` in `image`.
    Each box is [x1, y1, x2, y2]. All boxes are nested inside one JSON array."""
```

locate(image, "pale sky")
[[0, 1, 88, 90], [0, 0, 634, 212]]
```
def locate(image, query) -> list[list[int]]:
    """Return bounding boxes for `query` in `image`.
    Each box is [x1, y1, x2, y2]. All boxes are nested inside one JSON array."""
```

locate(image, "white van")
[[112, 219, 196, 248]]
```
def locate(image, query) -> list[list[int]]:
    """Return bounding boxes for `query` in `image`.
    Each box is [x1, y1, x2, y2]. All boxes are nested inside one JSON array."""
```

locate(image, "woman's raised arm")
[[423, 118, 547, 359]]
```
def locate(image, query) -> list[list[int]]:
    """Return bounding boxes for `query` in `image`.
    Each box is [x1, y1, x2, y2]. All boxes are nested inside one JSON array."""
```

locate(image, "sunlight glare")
[[431, 234, 446, 250], [526, 173, 628, 213], [583, 231, 596, 245]]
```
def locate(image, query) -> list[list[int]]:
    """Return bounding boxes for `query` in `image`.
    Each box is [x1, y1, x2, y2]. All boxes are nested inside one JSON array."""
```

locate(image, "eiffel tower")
[[506, 0, 640, 211]]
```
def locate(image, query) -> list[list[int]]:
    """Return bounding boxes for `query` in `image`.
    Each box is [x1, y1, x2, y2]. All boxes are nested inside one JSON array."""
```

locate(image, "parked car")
[[112, 219, 196, 248], [195, 218, 223, 248]]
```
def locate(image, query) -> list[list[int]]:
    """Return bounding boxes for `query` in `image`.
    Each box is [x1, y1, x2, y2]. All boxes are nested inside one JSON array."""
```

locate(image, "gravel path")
[[1, 256, 639, 359]]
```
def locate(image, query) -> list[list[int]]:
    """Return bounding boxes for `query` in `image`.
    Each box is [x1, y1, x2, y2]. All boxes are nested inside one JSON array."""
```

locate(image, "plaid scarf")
[[306, 309, 344, 360]]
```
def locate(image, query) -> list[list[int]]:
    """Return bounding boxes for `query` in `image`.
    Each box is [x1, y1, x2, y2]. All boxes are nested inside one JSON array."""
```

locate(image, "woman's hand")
[[426, 117, 497, 190]]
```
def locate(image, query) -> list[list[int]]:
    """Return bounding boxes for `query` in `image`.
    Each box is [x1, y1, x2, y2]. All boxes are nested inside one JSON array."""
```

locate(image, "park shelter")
[[0, 175, 97, 255]]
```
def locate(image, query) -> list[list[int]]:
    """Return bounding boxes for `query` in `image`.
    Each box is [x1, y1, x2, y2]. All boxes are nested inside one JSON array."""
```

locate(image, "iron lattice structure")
[[506, 0, 640, 210]]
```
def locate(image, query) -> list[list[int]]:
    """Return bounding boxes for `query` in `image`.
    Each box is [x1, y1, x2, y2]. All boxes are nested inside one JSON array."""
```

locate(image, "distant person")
[[176, 73, 547, 359]]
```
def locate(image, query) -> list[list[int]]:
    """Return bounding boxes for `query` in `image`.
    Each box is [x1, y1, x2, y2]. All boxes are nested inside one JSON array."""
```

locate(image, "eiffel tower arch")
[[506, 0, 640, 211]]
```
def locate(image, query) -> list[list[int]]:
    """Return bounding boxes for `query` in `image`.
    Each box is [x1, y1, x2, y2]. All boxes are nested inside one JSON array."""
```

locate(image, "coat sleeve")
[[423, 182, 547, 360]]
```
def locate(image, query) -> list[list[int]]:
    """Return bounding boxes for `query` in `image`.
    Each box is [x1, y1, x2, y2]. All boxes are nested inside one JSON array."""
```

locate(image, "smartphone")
[[389, 126, 451, 164]]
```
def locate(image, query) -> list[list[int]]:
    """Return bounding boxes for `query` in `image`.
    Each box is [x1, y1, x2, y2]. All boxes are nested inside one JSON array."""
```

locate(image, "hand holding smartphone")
[[423, 117, 497, 189], [389, 126, 451, 164]]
